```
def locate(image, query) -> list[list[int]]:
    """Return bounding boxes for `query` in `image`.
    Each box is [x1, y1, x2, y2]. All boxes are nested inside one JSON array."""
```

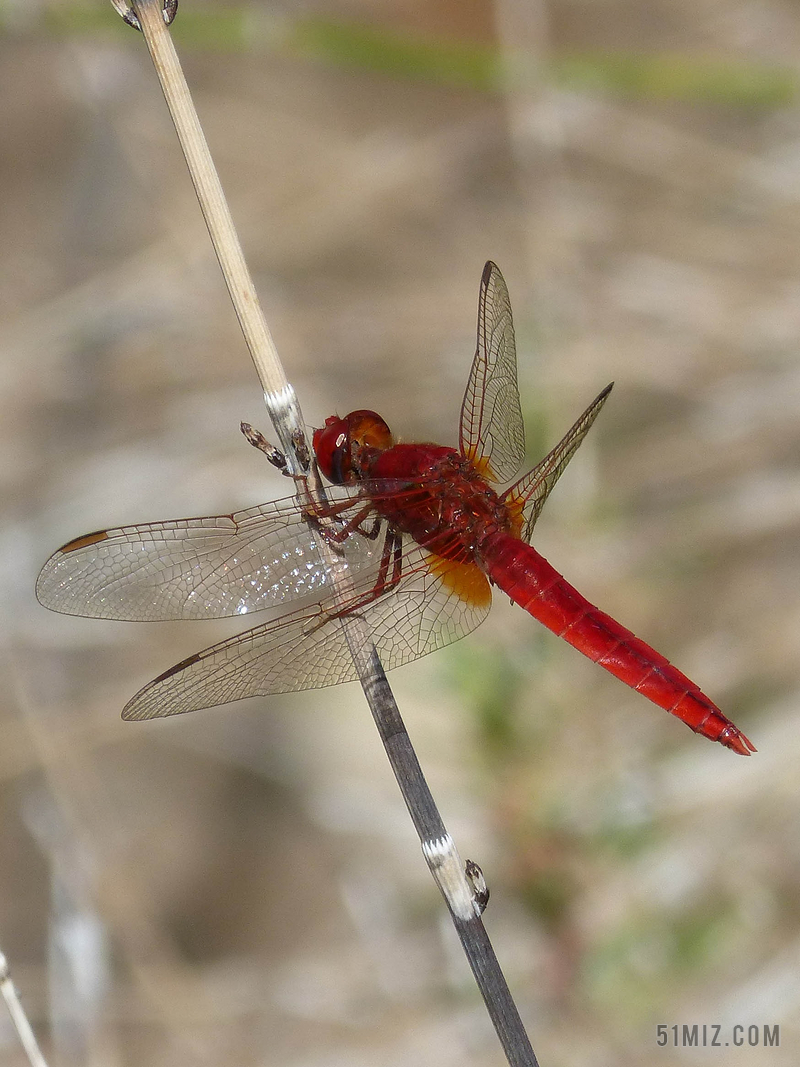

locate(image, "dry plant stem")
[[356, 647, 539, 1067], [132, 0, 302, 460], [0, 951, 50, 1067], [128, 3, 538, 1063]]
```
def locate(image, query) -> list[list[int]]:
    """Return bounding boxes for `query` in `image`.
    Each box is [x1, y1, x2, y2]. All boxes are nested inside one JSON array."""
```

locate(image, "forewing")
[[36, 488, 381, 621], [505, 384, 613, 543], [122, 544, 493, 719], [459, 261, 525, 483]]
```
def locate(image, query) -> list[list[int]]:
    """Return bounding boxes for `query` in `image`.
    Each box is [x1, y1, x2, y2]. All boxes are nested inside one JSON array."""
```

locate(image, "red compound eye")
[[313, 416, 351, 484]]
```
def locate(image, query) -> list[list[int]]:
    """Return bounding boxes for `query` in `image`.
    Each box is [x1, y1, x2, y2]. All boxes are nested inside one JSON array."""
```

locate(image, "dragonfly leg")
[[363, 526, 403, 601], [331, 510, 382, 543], [356, 516, 382, 540], [241, 422, 289, 473], [328, 527, 404, 620], [301, 491, 368, 524], [241, 423, 311, 476], [290, 427, 312, 470], [300, 526, 405, 642], [318, 503, 382, 545]]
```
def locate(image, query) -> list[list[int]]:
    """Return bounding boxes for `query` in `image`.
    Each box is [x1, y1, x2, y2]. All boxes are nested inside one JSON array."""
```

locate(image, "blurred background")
[[2, 0, 798, 1064]]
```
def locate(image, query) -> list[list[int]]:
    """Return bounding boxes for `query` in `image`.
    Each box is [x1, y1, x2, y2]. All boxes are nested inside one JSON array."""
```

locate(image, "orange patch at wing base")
[[465, 447, 495, 482], [501, 491, 526, 539], [427, 554, 492, 609]]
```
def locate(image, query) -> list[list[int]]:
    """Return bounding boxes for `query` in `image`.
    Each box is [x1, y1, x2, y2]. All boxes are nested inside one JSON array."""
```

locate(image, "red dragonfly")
[[37, 263, 754, 755]]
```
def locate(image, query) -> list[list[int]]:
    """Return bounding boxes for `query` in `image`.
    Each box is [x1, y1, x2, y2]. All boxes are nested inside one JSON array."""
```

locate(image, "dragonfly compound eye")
[[342, 410, 393, 454], [313, 416, 353, 484]]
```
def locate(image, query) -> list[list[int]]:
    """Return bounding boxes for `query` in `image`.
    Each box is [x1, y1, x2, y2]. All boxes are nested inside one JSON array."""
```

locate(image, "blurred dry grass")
[[1, 1, 799, 1064]]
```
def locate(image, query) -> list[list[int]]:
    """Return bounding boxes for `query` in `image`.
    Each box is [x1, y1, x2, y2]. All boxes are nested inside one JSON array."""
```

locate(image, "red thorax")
[[313, 409, 515, 562]]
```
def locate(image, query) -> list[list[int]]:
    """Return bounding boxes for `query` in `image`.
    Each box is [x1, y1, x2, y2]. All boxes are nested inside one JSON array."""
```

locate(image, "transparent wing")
[[122, 544, 493, 719], [459, 261, 525, 484], [504, 384, 613, 543], [36, 488, 385, 622]]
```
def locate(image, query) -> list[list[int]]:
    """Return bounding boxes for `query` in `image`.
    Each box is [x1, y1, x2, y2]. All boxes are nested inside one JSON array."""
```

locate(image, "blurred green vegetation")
[[444, 640, 526, 753], [37, 3, 797, 106], [520, 862, 576, 931], [585, 896, 742, 1020], [443, 632, 568, 759]]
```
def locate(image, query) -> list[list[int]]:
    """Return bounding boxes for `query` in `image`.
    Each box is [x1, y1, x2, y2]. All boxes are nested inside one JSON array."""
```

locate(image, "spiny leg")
[[328, 526, 405, 621], [299, 526, 407, 642], [240, 422, 311, 477], [324, 505, 382, 544]]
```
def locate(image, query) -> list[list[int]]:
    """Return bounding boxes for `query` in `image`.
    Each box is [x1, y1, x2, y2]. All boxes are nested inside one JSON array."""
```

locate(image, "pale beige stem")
[[132, 0, 304, 460], [0, 952, 49, 1067]]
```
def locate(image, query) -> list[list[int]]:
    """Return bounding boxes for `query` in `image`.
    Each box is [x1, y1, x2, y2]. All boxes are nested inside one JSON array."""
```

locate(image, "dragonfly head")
[[313, 410, 394, 484]]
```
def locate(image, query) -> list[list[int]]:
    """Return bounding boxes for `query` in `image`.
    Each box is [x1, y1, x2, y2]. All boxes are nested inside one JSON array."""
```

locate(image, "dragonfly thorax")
[[367, 444, 515, 563]]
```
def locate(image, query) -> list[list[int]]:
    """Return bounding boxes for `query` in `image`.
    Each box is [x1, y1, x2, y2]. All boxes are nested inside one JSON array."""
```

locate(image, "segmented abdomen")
[[479, 531, 754, 755]]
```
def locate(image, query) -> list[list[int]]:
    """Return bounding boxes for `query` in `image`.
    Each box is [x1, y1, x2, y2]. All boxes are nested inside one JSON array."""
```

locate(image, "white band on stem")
[[422, 834, 482, 921]]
